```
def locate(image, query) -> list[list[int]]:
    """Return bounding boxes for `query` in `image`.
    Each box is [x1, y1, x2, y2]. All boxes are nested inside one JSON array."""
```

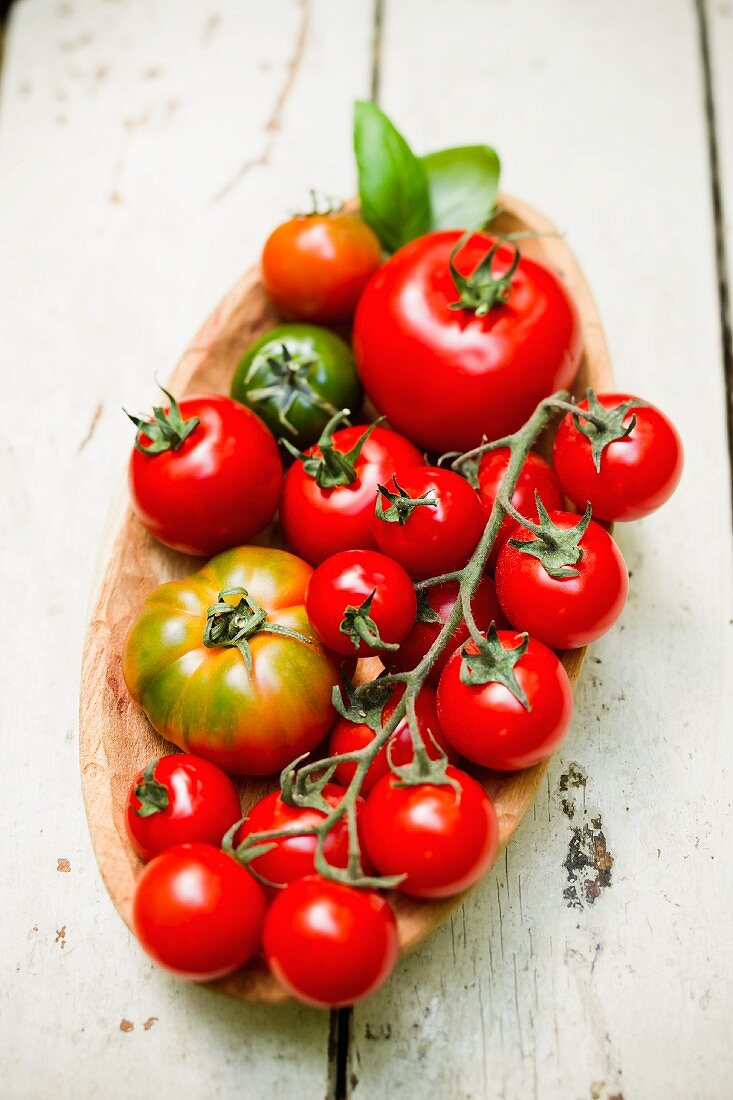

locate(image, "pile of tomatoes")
[[120, 200, 683, 1010]]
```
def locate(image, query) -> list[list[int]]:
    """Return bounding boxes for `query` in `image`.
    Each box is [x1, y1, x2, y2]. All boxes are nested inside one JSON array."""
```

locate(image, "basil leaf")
[[422, 145, 501, 231], [354, 100, 431, 252]]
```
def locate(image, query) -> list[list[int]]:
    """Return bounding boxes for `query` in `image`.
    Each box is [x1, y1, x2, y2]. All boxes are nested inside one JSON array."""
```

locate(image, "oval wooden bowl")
[[79, 193, 613, 1004]]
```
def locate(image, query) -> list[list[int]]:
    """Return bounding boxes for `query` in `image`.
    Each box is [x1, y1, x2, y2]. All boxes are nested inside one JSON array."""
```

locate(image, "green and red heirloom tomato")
[[477, 447, 566, 571], [437, 630, 573, 770], [125, 754, 242, 862], [372, 466, 486, 579], [279, 414, 424, 564], [230, 324, 362, 449], [384, 576, 506, 686], [262, 209, 382, 325], [263, 875, 398, 1008], [362, 766, 499, 898], [495, 508, 628, 649], [306, 549, 417, 658], [352, 230, 582, 452], [122, 547, 340, 775], [552, 391, 684, 522], [126, 390, 282, 556], [132, 843, 266, 981]]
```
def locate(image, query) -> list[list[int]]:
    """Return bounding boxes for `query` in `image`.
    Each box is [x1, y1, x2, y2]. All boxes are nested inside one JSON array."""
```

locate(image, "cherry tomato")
[[132, 843, 266, 980], [552, 392, 683, 521], [495, 510, 628, 649], [437, 632, 573, 770], [353, 230, 582, 452], [372, 466, 485, 579], [262, 210, 382, 325], [362, 766, 499, 898], [125, 754, 242, 862], [383, 576, 506, 686], [127, 389, 282, 556], [306, 549, 417, 658], [477, 448, 566, 570], [263, 875, 398, 1007]]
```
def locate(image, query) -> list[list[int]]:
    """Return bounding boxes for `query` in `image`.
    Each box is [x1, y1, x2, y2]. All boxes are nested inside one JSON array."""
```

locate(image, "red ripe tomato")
[[262, 210, 382, 325], [125, 754, 242, 862], [353, 230, 582, 452], [235, 784, 367, 887], [495, 510, 628, 649], [372, 466, 485, 579], [280, 421, 424, 565], [329, 684, 454, 795], [384, 576, 506, 685], [127, 390, 282, 556], [362, 766, 499, 898], [263, 875, 398, 1007], [132, 843, 266, 980], [552, 392, 683, 521], [306, 549, 417, 658], [437, 632, 573, 770], [477, 448, 566, 570]]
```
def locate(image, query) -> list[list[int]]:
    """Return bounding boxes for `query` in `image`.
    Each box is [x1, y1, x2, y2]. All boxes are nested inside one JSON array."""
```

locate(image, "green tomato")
[[231, 324, 362, 448]]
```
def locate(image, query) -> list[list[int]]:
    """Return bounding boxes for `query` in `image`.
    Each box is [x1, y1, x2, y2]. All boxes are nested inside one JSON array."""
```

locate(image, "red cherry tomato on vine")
[[477, 447, 566, 570], [306, 549, 417, 658], [125, 754, 242, 862], [353, 230, 582, 453], [262, 209, 382, 325], [372, 466, 485, 579], [552, 392, 683, 521], [437, 632, 573, 770], [127, 390, 282, 556], [132, 843, 266, 981], [263, 875, 398, 1007], [362, 766, 499, 898]]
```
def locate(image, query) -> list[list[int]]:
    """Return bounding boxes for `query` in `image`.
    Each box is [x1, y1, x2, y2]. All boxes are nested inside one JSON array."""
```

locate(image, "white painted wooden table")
[[2, 1, 732, 1097]]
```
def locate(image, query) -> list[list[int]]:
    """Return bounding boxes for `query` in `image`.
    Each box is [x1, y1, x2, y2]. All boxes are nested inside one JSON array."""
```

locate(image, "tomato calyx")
[[133, 759, 170, 817], [332, 674, 395, 730], [294, 188, 345, 218], [124, 383, 201, 454], [283, 410, 382, 488], [505, 495, 593, 579], [459, 623, 530, 710], [203, 586, 312, 674], [339, 589, 400, 652], [415, 587, 443, 624], [448, 232, 520, 317], [242, 343, 339, 438], [375, 477, 438, 525], [569, 389, 647, 471]]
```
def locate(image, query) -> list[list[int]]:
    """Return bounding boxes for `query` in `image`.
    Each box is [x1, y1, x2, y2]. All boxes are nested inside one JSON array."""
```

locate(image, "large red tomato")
[[353, 230, 582, 452], [477, 448, 566, 570]]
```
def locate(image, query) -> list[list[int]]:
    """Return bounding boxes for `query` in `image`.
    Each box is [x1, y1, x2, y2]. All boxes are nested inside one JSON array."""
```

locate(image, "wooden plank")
[[708, 0, 733, 422], [0, 1, 372, 1096], [348, 1, 733, 1097]]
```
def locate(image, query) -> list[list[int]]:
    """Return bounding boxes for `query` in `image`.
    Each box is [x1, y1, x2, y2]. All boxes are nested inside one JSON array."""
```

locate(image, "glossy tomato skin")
[[132, 843, 266, 980], [495, 511, 629, 649], [437, 633, 573, 770], [125, 754, 242, 862], [280, 424, 424, 564], [263, 875, 398, 1008], [552, 393, 684, 521], [262, 212, 382, 325], [383, 576, 506, 686], [362, 766, 499, 898], [372, 466, 485, 579], [477, 448, 566, 570], [123, 547, 340, 775], [353, 230, 582, 452], [128, 395, 282, 556], [306, 549, 417, 658]]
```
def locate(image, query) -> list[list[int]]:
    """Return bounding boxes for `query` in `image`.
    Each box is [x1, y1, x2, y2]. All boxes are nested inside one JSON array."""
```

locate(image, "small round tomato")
[[329, 684, 454, 794], [263, 875, 398, 1008], [262, 209, 382, 325], [362, 766, 499, 898], [125, 754, 242, 862], [127, 389, 282, 556], [230, 324, 362, 449], [495, 510, 628, 649], [383, 576, 506, 685], [235, 784, 367, 887], [437, 632, 573, 770], [372, 466, 485, 579], [132, 843, 266, 980], [477, 448, 566, 570], [552, 392, 683, 521], [306, 549, 417, 658]]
